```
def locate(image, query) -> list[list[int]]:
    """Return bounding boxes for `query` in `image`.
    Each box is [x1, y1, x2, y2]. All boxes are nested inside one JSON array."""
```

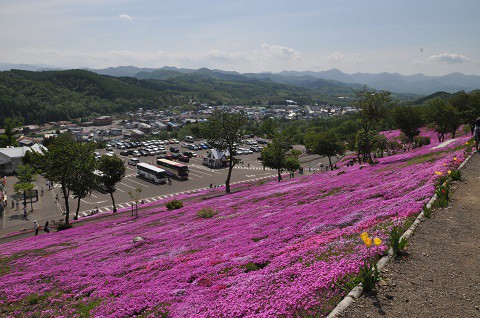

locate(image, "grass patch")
[[320, 187, 342, 198], [76, 299, 102, 318], [252, 235, 268, 242], [243, 261, 270, 273]]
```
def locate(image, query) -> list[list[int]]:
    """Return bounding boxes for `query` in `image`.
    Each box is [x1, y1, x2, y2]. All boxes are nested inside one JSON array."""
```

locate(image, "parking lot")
[[0, 137, 333, 236], [58, 138, 278, 217]]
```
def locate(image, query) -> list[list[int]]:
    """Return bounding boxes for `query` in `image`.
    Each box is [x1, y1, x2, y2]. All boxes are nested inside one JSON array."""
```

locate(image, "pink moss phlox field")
[[0, 134, 469, 317]]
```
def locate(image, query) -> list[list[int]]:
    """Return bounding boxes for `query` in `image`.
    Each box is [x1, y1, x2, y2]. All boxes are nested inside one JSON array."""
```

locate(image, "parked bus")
[[136, 163, 167, 184], [93, 169, 109, 192], [156, 158, 189, 180]]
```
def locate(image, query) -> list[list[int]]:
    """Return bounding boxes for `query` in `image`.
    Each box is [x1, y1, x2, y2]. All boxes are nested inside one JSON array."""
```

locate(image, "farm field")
[[0, 130, 471, 318]]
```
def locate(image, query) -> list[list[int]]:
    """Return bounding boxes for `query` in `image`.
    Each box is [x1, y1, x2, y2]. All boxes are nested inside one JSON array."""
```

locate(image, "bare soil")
[[338, 154, 480, 317]]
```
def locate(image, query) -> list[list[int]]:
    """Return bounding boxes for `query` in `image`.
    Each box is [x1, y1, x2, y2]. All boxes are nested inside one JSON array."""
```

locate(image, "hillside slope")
[[0, 130, 471, 317]]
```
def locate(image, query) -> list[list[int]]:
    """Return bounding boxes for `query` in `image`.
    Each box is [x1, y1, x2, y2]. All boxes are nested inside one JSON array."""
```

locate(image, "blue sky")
[[1, 0, 479, 75]]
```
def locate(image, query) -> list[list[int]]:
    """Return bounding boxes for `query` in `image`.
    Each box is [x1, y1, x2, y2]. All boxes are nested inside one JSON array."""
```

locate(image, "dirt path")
[[339, 154, 480, 317]]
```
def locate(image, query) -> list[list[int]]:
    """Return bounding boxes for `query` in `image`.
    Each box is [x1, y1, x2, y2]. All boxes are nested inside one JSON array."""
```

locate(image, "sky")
[[1, 0, 479, 76]]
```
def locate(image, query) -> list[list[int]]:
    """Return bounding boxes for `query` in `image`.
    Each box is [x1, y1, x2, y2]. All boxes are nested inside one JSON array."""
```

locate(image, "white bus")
[[136, 162, 167, 184], [156, 158, 189, 180]]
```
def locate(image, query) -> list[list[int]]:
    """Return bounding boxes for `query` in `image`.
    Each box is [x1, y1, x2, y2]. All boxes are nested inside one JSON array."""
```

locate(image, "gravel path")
[[339, 154, 480, 317]]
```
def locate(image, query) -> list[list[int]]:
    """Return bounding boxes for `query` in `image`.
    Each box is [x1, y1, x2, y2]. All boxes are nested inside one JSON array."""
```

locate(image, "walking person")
[[168, 178, 172, 186], [55, 194, 59, 202], [43, 221, 50, 233], [33, 220, 39, 236], [41, 187, 44, 196], [23, 205, 27, 218], [474, 117, 480, 152]]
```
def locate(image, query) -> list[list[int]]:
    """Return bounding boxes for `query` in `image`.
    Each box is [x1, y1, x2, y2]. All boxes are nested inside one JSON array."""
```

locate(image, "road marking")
[[246, 174, 256, 177], [123, 177, 149, 188], [118, 182, 136, 189], [189, 169, 213, 176], [145, 198, 152, 203], [188, 172, 203, 178]]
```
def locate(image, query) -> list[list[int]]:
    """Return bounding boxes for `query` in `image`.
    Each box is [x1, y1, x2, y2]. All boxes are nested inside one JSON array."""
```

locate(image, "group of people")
[[33, 220, 50, 236]]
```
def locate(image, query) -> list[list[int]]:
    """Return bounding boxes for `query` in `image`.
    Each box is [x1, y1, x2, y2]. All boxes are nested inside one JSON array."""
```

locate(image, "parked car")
[[166, 153, 174, 160], [133, 150, 141, 157], [170, 146, 179, 153], [178, 155, 190, 163], [128, 158, 139, 166]]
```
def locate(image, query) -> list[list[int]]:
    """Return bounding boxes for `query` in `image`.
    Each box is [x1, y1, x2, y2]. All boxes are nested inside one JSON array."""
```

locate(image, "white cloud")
[[326, 52, 347, 63], [260, 43, 301, 61], [419, 53, 474, 65], [118, 14, 132, 21]]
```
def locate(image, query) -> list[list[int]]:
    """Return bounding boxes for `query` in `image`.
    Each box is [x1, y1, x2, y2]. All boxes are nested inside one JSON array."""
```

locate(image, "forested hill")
[[0, 69, 360, 125]]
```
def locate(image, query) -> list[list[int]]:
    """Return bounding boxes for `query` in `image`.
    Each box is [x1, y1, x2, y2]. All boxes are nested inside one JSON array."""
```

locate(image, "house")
[[93, 116, 113, 126], [0, 144, 46, 175], [203, 149, 229, 168]]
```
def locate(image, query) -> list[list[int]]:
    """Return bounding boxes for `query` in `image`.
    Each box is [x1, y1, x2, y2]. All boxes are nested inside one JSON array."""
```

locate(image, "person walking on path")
[[55, 194, 59, 202], [43, 221, 50, 233], [474, 117, 480, 152], [33, 220, 39, 236], [41, 187, 44, 196]]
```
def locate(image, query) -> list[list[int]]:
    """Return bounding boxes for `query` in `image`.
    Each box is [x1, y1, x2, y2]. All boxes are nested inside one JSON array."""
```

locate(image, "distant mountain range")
[[2, 62, 480, 95]]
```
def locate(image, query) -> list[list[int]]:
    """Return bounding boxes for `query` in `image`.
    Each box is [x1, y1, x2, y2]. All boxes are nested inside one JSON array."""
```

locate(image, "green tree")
[[371, 133, 388, 157], [40, 133, 79, 225], [128, 188, 142, 217], [284, 149, 301, 179], [305, 131, 345, 170], [13, 164, 37, 212], [70, 142, 97, 220], [424, 98, 459, 142], [260, 133, 292, 182], [97, 155, 126, 212], [203, 110, 247, 193], [391, 105, 423, 148], [0, 117, 23, 147], [354, 87, 392, 163], [259, 117, 277, 138]]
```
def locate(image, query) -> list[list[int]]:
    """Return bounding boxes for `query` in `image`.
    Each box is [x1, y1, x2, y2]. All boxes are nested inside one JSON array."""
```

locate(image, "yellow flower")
[[443, 163, 446, 166], [373, 237, 382, 246], [435, 171, 442, 176], [364, 237, 373, 247], [360, 232, 369, 241], [453, 157, 457, 161], [466, 142, 469, 145], [448, 170, 452, 175]]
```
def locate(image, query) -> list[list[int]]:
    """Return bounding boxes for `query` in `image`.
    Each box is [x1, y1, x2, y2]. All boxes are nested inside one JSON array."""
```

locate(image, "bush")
[[165, 199, 183, 210], [389, 225, 407, 258], [197, 207, 218, 219], [449, 169, 461, 181], [413, 136, 431, 147], [56, 222, 73, 231]]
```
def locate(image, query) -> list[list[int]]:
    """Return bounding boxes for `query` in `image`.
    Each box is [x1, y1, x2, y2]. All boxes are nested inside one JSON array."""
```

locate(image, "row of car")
[[106, 139, 181, 151], [181, 143, 210, 151]]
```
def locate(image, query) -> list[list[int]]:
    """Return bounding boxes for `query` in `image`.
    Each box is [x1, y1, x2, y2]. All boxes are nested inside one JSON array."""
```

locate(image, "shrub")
[[56, 222, 73, 232], [413, 135, 431, 147], [449, 169, 461, 181], [422, 205, 431, 219], [389, 226, 407, 258], [359, 258, 379, 293], [197, 207, 218, 219], [165, 199, 183, 210]]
